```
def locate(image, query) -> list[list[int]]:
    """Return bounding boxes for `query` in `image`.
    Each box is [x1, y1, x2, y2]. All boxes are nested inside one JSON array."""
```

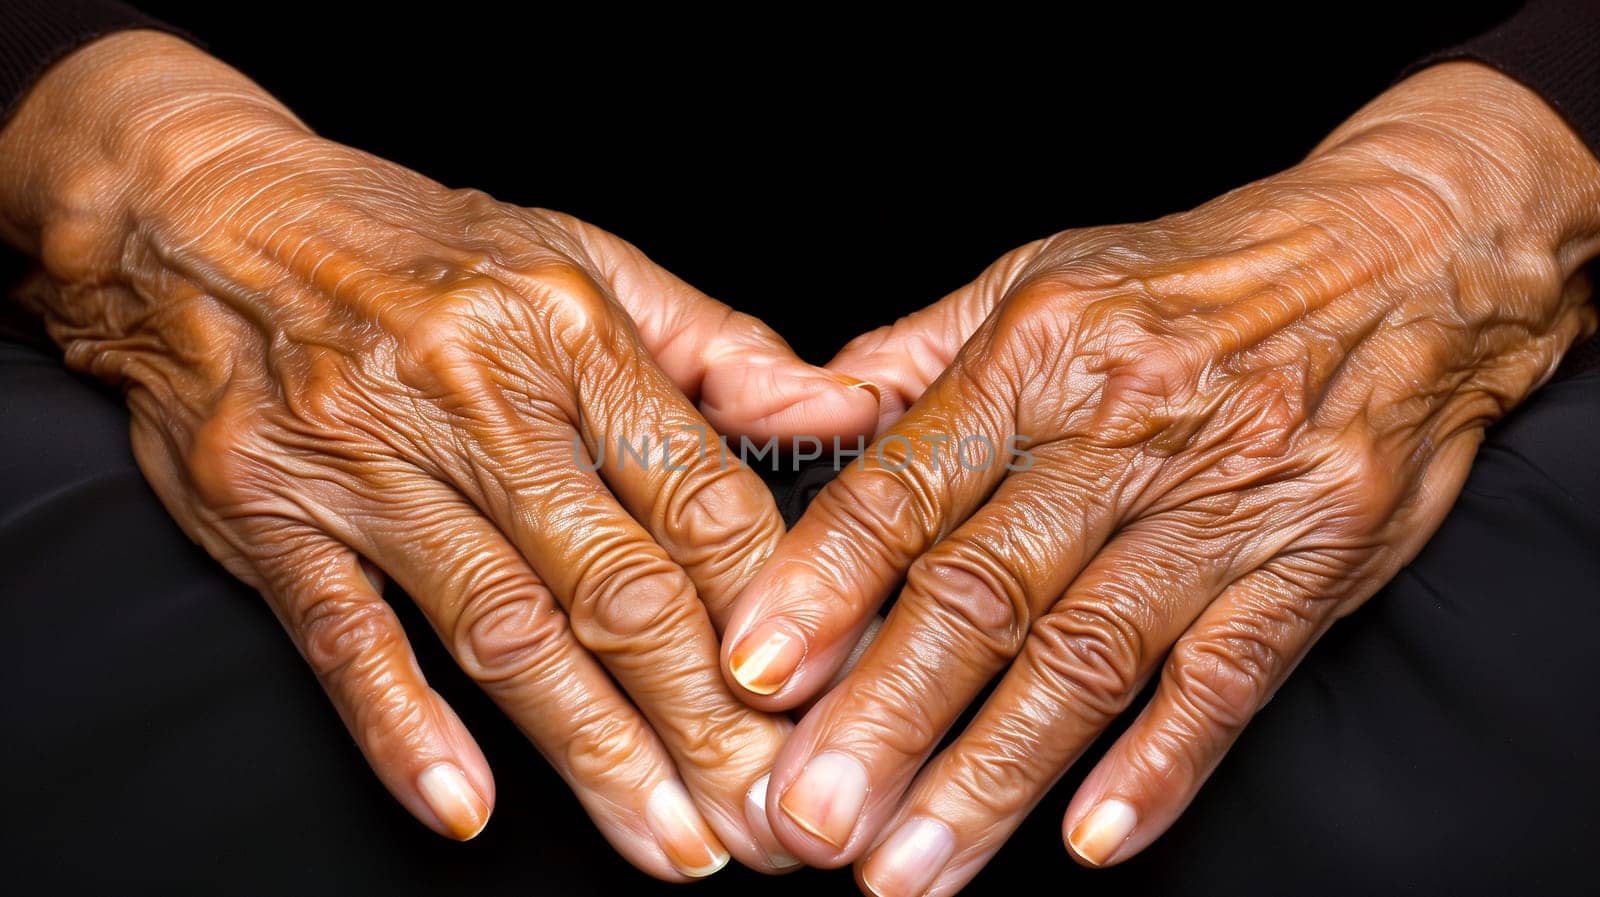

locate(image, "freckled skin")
[[719, 63, 1600, 895], [0, 32, 881, 879]]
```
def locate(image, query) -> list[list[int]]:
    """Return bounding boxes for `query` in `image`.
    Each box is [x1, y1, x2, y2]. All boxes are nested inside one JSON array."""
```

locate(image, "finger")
[[492, 437, 790, 871], [252, 526, 494, 842], [721, 367, 1016, 710], [1060, 565, 1331, 869], [442, 345, 793, 872], [128, 405, 492, 842], [351, 490, 733, 880], [826, 240, 1044, 431], [850, 523, 1234, 897], [1063, 428, 1487, 868], [485, 257, 796, 626], [568, 315, 793, 628], [571, 214, 880, 444], [761, 462, 1110, 864]]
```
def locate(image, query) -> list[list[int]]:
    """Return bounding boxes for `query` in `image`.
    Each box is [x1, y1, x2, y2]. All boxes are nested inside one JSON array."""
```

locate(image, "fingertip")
[[728, 619, 807, 697], [425, 688, 496, 817], [859, 815, 956, 897], [1064, 797, 1138, 868], [721, 578, 887, 714], [394, 692, 495, 841], [418, 762, 492, 840], [645, 780, 732, 878], [699, 361, 880, 445], [831, 372, 882, 406], [746, 773, 804, 873]]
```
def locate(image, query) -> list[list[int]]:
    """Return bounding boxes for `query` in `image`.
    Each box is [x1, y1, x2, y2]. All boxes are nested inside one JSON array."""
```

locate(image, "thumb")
[[692, 308, 881, 445], [573, 218, 880, 444], [827, 239, 1046, 432]]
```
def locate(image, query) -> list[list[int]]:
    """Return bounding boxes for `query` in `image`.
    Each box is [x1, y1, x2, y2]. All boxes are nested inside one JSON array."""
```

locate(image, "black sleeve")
[[1409, 0, 1600, 159], [0, 0, 179, 124]]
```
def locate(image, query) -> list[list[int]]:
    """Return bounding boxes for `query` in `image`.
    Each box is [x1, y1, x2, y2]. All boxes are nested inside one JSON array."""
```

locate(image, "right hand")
[[0, 32, 879, 879]]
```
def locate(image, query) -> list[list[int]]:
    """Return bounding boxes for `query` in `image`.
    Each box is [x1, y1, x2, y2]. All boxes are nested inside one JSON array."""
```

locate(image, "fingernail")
[[834, 373, 883, 402], [730, 622, 804, 696], [1068, 798, 1137, 867], [417, 762, 489, 840], [778, 751, 870, 848], [645, 780, 730, 878], [862, 816, 955, 897], [746, 773, 801, 870]]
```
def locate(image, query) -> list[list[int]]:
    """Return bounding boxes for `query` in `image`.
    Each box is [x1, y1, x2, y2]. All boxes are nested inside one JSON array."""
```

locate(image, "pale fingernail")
[[645, 780, 730, 878], [730, 622, 804, 695], [778, 751, 870, 848], [1068, 799, 1137, 867], [417, 762, 489, 840], [861, 816, 955, 897], [746, 773, 801, 870]]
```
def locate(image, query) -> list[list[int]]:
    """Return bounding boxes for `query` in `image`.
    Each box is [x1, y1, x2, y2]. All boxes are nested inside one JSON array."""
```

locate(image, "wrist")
[[1310, 61, 1600, 267], [0, 30, 308, 281]]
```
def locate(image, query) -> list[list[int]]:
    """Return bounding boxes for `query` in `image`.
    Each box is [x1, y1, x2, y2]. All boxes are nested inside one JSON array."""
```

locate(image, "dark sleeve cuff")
[[1405, 1, 1600, 160], [0, 0, 186, 125]]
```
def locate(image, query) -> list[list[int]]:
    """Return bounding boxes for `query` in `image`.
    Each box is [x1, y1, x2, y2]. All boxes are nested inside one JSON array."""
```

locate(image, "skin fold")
[[718, 63, 1600, 896], [0, 32, 882, 880]]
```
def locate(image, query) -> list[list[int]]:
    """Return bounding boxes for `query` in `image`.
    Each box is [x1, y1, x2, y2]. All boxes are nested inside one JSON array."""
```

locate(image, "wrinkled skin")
[[8, 28, 1600, 895], [721, 63, 1600, 896], [0, 33, 880, 879]]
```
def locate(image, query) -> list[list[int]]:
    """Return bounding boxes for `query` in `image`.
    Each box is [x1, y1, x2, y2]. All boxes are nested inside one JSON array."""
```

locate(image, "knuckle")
[[822, 464, 939, 564], [186, 409, 269, 508], [1026, 603, 1145, 722], [903, 540, 1029, 660], [937, 748, 1035, 817], [655, 459, 765, 552], [284, 348, 360, 429], [995, 278, 1075, 333], [1314, 432, 1402, 539], [1077, 296, 1207, 447], [298, 592, 401, 683], [350, 675, 432, 755], [529, 260, 624, 355], [566, 556, 698, 654], [1166, 636, 1274, 731], [831, 672, 946, 762], [657, 699, 757, 772], [392, 280, 509, 391], [657, 464, 782, 594], [453, 581, 567, 683], [561, 708, 662, 791], [1123, 718, 1203, 785]]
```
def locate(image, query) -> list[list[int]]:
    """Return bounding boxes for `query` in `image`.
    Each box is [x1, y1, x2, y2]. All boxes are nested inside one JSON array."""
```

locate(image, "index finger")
[[719, 364, 1016, 709]]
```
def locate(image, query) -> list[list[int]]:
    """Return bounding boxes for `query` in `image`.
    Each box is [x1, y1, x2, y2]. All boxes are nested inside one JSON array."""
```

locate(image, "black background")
[[15, 3, 1585, 896], [132, 2, 1513, 364]]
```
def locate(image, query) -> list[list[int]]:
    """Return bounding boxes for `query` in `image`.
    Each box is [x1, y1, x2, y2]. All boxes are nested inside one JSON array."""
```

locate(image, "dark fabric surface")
[[1412, 0, 1600, 160], [2, 334, 1596, 896]]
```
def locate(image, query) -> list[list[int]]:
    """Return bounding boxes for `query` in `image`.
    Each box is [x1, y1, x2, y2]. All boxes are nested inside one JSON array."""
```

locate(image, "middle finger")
[[853, 513, 1247, 897], [761, 451, 1115, 865]]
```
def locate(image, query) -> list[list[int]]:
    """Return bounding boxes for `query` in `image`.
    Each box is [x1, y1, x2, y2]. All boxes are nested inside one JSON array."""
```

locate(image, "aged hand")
[[721, 62, 1600, 895], [0, 32, 878, 878]]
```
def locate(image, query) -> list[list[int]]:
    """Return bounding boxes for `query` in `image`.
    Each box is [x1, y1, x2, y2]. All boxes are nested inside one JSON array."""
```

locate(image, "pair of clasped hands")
[[4, 32, 1599, 897]]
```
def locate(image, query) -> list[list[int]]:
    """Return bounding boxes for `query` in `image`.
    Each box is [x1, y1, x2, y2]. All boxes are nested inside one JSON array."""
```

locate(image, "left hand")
[[719, 62, 1600, 896]]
